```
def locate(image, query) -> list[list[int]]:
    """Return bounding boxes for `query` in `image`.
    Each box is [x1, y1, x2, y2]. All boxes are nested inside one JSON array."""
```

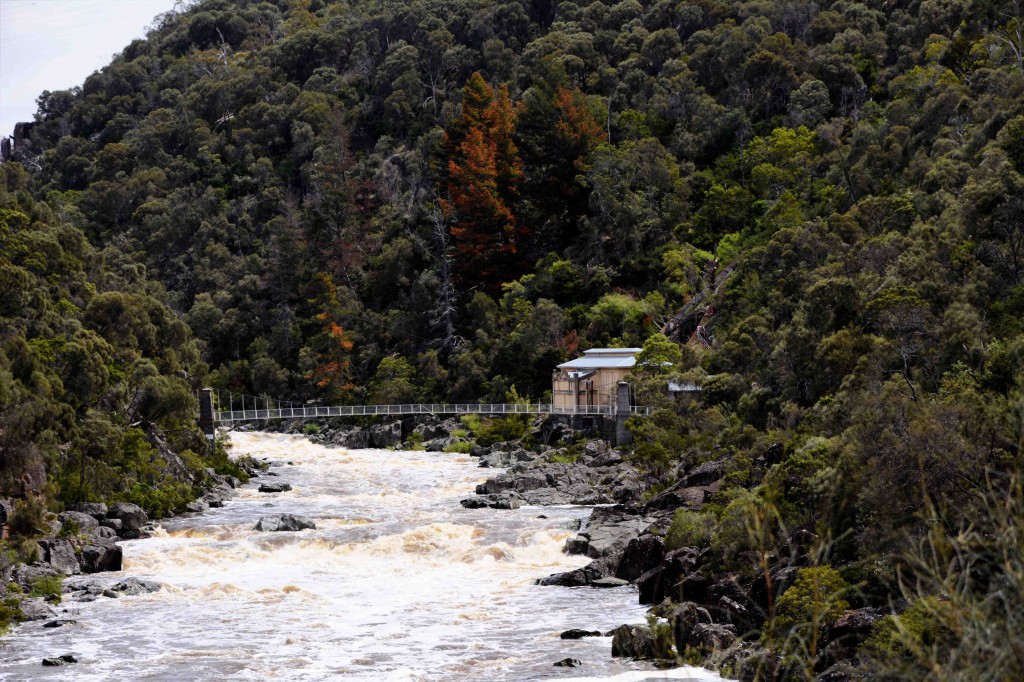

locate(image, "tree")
[[441, 72, 525, 291]]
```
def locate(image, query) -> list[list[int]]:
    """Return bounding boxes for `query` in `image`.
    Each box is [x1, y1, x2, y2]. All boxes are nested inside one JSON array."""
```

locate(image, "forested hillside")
[[2, 0, 1023, 677]]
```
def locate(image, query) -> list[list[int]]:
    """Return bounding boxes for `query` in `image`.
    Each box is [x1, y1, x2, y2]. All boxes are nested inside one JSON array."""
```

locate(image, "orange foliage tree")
[[303, 272, 357, 402], [441, 72, 526, 291]]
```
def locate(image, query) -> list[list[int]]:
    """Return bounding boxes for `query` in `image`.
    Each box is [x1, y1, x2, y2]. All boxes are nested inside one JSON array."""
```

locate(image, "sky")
[[0, 0, 175, 139]]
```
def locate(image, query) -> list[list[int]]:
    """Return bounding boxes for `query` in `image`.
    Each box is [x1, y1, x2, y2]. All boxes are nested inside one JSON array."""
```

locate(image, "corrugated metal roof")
[[558, 348, 640, 370]]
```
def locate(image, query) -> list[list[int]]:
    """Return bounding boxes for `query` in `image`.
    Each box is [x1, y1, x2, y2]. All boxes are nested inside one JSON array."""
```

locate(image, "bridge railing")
[[213, 403, 652, 423]]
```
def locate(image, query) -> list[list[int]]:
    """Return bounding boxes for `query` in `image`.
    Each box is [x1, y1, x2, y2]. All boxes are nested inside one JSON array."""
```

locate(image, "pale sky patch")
[[0, 0, 176, 139]]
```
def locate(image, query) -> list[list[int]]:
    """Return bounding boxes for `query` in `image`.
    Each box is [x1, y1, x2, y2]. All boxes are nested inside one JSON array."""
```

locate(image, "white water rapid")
[[1, 432, 723, 681]]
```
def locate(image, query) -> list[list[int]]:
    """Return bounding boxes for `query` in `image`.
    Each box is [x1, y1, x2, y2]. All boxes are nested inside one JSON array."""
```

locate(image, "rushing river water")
[[1, 432, 721, 681]]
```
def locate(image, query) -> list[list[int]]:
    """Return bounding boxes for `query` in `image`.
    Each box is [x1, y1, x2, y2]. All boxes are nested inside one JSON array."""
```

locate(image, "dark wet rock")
[[637, 547, 704, 605], [370, 422, 403, 448], [80, 544, 123, 573], [99, 518, 123, 533], [460, 493, 521, 510], [470, 444, 491, 458], [119, 528, 152, 540], [336, 429, 370, 449], [38, 539, 80, 576], [610, 624, 658, 660], [591, 577, 629, 588], [553, 657, 582, 667], [19, 598, 57, 621], [107, 502, 148, 531], [42, 654, 77, 666], [665, 602, 713, 654], [719, 595, 756, 633], [57, 511, 100, 532], [820, 607, 885, 667], [520, 488, 572, 505], [589, 450, 623, 467], [477, 450, 512, 467], [43, 619, 77, 628], [560, 629, 602, 639], [690, 622, 737, 651], [682, 460, 724, 487], [680, 570, 711, 604], [567, 507, 655, 560], [642, 484, 711, 512], [111, 577, 161, 595], [616, 535, 665, 582], [536, 558, 614, 587], [253, 514, 316, 532], [68, 502, 107, 521], [258, 482, 292, 493]]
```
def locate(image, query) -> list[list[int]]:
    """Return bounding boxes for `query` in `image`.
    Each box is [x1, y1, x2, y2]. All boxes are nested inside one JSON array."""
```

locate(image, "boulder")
[[520, 488, 572, 505], [68, 502, 108, 521], [553, 658, 582, 667], [616, 535, 665, 582], [337, 429, 370, 449], [560, 629, 601, 639], [111, 577, 161, 595], [536, 558, 613, 587], [39, 539, 80, 576], [42, 654, 77, 666], [43, 619, 77, 628], [637, 547, 704, 605], [258, 482, 292, 493], [682, 460, 723, 487], [459, 493, 521, 510], [370, 422, 403, 449], [610, 624, 658, 660], [591, 577, 629, 588], [58, 511, 99, 531], [91, 526, 118, 540], [689, 623, 736, 651], [573, 508, 655, 560], [99, 518, 123, 533], [107, 502, 148, 531], [469, 444, 491, 458], [185, 500, 209, 513], [80, 544, 123, 573], [477, 451, 511, 468], [589, 450, 623, 467], [667, 602, 713, 654], [19, 598, 57, 621], [253, 514, 316, 532]]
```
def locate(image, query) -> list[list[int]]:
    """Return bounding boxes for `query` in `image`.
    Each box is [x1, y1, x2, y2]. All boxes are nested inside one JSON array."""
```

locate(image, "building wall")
[[552, 368, 631, 410]]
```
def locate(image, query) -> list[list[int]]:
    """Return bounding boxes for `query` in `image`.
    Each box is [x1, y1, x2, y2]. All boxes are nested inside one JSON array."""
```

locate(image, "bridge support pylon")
[[198, 388, 216, 448]]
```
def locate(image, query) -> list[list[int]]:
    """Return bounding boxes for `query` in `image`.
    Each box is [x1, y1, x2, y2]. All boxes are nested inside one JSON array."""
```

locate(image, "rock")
[[459, 493, 521, 510], [338, 429, 370, 449], [719, 595, 756, 633], [185, 500, 209, 513], [477, 451, 512, 468], [99, 518, 123, 532], [610, 624, 658, 660], [120, 528, 152, 540], [42, 654, 77, 666], [107, 502, 149, 531], [637, 547, 704, 605], [536, 558, 613, 587], [19, 598, 57, 621], [575, 508, 655, 560], [589, 450, 623, 467], [80, 544, 123, 573], [69, 502, 108, 521], [253, 514, 316, 532], [258, 482, 292, 493], [560, 629, 602, 639], [111, 577, 161, 595], [91, 526, 118, 540], [643, 484, 709, 512], [370, 422, 403, 449], [689, 623, 737, 651], [591, 577, 629, 588], [43, 619, 77, 628], [553, 658, 582, 667], [39, 539, 80, 576], [470, 444, 491, 457], [682, 460, 723, 487], [11, 564, 60, 590], [57, 511, 100, 532], [520, 488, 572, 505], [680, 570, 711, 604], [667, 602, 713, 654], [616, 535, 665, 582]]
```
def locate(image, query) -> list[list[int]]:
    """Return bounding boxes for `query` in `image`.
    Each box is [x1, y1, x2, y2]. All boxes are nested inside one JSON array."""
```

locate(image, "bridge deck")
[[214, 403, 651, 423]]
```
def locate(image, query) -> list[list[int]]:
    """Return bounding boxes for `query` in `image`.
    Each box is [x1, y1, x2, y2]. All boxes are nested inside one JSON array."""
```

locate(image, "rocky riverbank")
[[274, 413, 875, 680]]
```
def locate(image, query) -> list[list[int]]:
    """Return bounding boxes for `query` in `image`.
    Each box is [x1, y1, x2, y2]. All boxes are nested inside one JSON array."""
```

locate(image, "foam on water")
[[0, 432, 723, 681]]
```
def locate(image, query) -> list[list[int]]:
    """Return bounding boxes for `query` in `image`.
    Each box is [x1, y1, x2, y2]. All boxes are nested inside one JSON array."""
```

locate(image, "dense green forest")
[[2, 0, 1023, 677]]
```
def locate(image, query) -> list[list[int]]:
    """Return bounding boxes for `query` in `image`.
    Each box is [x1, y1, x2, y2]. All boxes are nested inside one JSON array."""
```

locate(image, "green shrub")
[[665, 509, 716, 550], [28, 575, 62, 602], [549, 450, 581, 464], [8, 497, 49, 538], [451, 428, 469, 438], [475, 417, 527, 446], [460, 414, 482, 432], [0, 595, 23, 636], [774, 566, 850, 632], [405, 431, 425, 448], [56, 518, 81, 539], [443, 441, 473, 453], [302, 423, 321, 435]]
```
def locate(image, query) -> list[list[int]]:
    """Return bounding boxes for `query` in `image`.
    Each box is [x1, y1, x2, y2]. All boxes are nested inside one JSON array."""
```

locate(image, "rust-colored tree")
[[441, 72, 525, 291], [302, 272, 357, 402]]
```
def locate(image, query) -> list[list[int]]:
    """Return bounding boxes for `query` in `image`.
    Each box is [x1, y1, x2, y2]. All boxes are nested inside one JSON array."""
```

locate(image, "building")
[[552, 348, 641, 412]]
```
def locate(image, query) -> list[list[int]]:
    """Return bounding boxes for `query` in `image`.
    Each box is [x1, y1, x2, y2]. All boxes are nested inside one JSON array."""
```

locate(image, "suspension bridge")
[[197, 383, 649, 445]]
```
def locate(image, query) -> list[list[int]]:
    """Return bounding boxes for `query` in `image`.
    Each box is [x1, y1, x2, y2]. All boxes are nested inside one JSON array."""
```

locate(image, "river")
[[1, 431, 722, 681]]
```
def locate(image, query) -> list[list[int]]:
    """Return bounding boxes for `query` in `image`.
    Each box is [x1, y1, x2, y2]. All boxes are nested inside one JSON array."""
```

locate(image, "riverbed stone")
[[43, 619, 77, 628], [107, 502, 148, 531], [19, 598, 57, 621], [58, 511, 100, 532], [591, 577, 629, 588], [553, 658, 582, 667], [610, 624, 658, 659], [42, 654, 77, 666], [80, 543, 123, 573], [560, 629, 601, 639], [258, 482, 292, 493], [460, 493, 521, 510], [111, 577, 161, 595], [253, 514, 316, 532]]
